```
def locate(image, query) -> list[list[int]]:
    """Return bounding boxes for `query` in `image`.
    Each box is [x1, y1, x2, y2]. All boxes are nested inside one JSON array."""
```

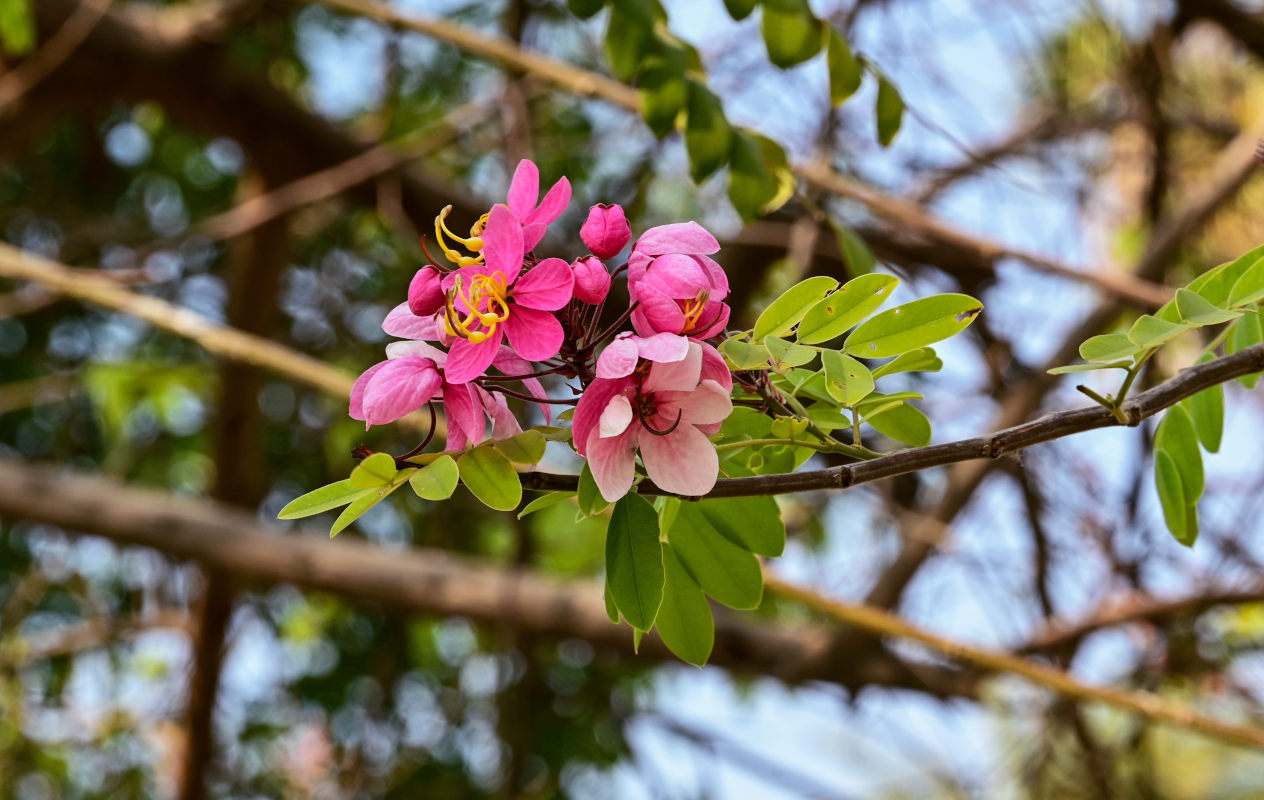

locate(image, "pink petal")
[[523, 177, 571, 250], [482, 204, 525, 282], [512, 257, 574, 311], [596, 335, 639, 379], [636, 332, 690, 363], [688, 301, 730, 339], [633, 222, 719, 257], [630, 284, 686, 337], [385, 339, 447, 364], [493, 346, 551, 423], [408, 267, 445, 316], [502, 306, 564, 361], [696, 254, 730, 299], [580, 203, 631, 260], [627, 250, 653, 285], [506, 159, 539, 220], [599, 394, 634, 438], [443, 334, 501, 384], [660, 379, 731, 425], [442, 380, 485, 448], [573, 377, 631, 457], [640, 424, 719, 497], [586, 426, 640, 503], [478, 386, 522, 440], [645, 342, 702, 393], [350, 360, 390, 423], [362, 357, 442, 426], [641, 253, 710, 299], [698, 341, 733, 392], [383, 303, 442, 340], [571, 256, 612, 304]]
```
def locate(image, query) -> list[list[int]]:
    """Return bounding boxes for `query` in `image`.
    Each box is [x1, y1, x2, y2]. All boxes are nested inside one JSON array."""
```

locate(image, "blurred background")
[[4, 0, 1264, 797]]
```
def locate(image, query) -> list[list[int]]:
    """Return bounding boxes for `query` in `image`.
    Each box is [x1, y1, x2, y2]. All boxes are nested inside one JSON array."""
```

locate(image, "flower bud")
[[408, 266, 445, 316], [571, 256, 612, 304], [580, 203, 631, 260]]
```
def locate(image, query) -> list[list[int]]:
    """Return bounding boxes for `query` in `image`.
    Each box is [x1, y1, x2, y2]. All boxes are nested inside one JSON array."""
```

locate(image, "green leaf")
[[656, 544, 715, 666], [639, 47, 689, 137], [821, 350, 874, 406], [728, 131, 776, 222], [831, 221, 877, 276], [764, 335, 818, 369], [1228, 256, 1264, 307], [1228, 313, 1264, 389], [519, 491, 576, 519], [761, 0, 821, 68], [493, 430, 547, 465], [697, 496, 785, 557], [722, 0, 758, 20], [866, 401, 931, 446], [668, 505, 763, 609], [330, 481, 405, 537], [875, 74, 904, 147], [1127, 314, 1190, 349], [578, 462, 612, 516], [685, 81, 733, 182], [1078, 333, 1141, 363], [278, 479, 372, 520], [1174, 288, 1242, 326], [604, 582, 620, 623], [797, 273, 899, 344], [1048, 360, 1133, 375], [719, 337, 772, 370], [857, 390, 923, 409], [871, 348, 943, 379], [1154, 450, 1194, 546], [0, 0, 35, 56], [350, 452, 397, 488], [655, 495, 682, 536], [753, 275, 840, 339], [843, 294, 982, 358], [457, 447, 522, 511], [409, 454, 459, 500], [1186, 375, 1223, 455], [1191, 245, 1264, 307], [568, 0, 606, 18], [605, 493, 665, 631], [605, 0, 654, 81], [1155, 405, 1204, 501], [827, 29, 862, 104]]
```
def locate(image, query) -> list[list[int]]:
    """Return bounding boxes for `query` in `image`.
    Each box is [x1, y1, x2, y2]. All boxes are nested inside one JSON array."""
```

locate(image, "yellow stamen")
[[443, 271, 512, 344], [681, 290, 710, 332], [434, 205, 486, 267]]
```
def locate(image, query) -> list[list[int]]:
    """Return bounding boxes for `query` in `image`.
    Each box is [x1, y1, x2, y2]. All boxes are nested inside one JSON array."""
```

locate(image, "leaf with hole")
[[605, 493, 665, 631], [821, 350, 874, 406], [797, 274, 899, 344], [843, 294, 982, 358], [753, 275, 840, 340], [764, 336, 818, 369]]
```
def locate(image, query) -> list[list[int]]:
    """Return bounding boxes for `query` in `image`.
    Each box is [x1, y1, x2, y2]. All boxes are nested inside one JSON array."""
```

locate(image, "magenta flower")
[[627, 222, 731, 339], [408, 266, 445, 316], [440, 204, 574, 384], [571, 256, 612, 305], [574, 341, 733, 501], [506, 159, 571, 251], [580, 203, 631, 260]]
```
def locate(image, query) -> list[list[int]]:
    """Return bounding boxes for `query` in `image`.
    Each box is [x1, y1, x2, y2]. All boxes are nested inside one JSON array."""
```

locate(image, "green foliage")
[[457, 446, 522, 511], [655, 545, 714, 665], [875, 74, 905, 147], [753, 275, 839, 339], [842, 294, 983, 358], [409, 454, 459, 500], [604, 493, 664, 631], [831, 221, 878, 276], [0, 0, 34, 56], [493, 429, 547, 465], [278, 479, 372, 520], [761, 0, 821, 68], [797, 273, 898, 344], [684, 81, 734, 182], [827, 29, 863, 104]]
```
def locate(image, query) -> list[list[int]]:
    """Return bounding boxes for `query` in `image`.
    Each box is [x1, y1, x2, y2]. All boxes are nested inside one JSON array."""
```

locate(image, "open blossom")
[[628, 222, 730, 339], [441, 204, 574, 383], [574, 341, 732, 501], [595, 332, 689, 379], [580, 203, 631, 259]]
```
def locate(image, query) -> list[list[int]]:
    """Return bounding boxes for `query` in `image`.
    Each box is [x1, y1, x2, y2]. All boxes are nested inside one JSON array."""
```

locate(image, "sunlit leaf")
[[519, 491, 576, 519], [871, 348, 942, 378], [409, 454, 459, 501], [1078, 334, 1140, 364], [278, 479, 371, 520], [843, 294, 982, 358], [1174, 288, 1242, 326], [753, 275, 839, 340], [719, 337, 773, 370], [822, 350, 874, 406], [827, 29, 862, 104], [1127, 314, 1189, 350], [761, 0, 821, 68], [764, 335, 818, 369], [493, 430, 547, 465], [797, 273, 898, 344], [350, 452, 397, 488]]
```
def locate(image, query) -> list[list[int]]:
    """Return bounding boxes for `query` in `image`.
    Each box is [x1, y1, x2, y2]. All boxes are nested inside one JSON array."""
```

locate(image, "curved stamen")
[[434, 205, 486, 267], [641, 407, 683, 436]]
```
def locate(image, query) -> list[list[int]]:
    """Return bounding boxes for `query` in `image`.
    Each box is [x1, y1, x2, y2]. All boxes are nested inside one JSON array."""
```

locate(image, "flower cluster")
[[351, 160, 735, 501]]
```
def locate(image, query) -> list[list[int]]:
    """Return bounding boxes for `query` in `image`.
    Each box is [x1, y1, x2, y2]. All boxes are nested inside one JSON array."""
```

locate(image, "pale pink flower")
[[574, 341, 733, 501], [580, 203, 631, 259], [627, 222, 730, 339]]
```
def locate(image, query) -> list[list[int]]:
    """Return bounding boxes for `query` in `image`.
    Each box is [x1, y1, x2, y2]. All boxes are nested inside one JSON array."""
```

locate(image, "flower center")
[[680, 290, 710, 332], [444, 271, 511, 344], [434, 205, 491, 267]]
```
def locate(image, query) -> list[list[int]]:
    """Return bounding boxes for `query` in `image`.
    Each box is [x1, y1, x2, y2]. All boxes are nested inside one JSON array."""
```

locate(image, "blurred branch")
[[0, 0, 110, 111], [0, 610, 190, 667], [763, 571, 1264, 751], [0, 374, 78, 416], [315, 0, 1174, 309], [522, 341, 1264, 498], [0, 456, 977, 697]]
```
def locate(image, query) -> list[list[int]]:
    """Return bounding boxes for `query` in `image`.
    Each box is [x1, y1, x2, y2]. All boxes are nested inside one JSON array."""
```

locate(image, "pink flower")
[[571, 256, 612, 305], [580, 203, 631, 259], [574, 341, 733, 501], [440, 205, 574, 384], [408, 266, 445, 316], [627, 222, 731, 339], [350, 340, 544, 450], [595, 332, 689, 379], [506, 159, 571, 251]]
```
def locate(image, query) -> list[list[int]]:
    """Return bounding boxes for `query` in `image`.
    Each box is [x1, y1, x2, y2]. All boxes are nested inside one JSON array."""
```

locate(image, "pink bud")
[[408, 266, 444, 316], [571, 256, 612, 304], [580, 203, 631, 260]]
